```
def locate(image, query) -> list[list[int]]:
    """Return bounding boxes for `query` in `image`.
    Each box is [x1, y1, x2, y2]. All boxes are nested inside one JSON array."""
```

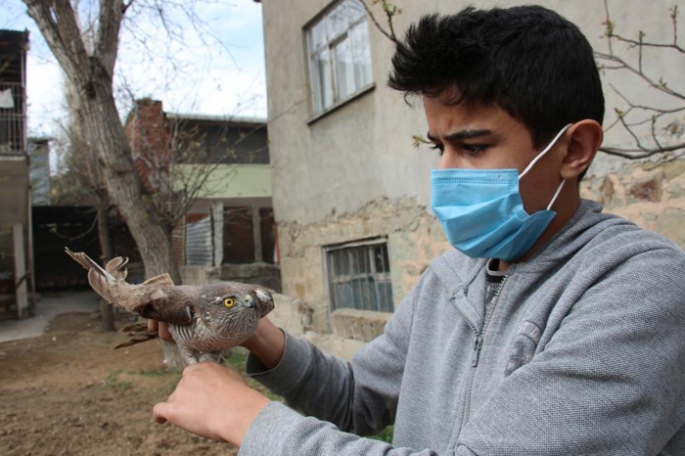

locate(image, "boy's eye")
[[429, 144, 444, 156], [463, 144, 487, 156]]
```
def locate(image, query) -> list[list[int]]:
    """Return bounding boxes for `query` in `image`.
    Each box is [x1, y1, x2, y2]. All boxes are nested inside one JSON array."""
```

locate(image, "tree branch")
[[600, 142, 685, 159], [359, 0, 398, 44], [23, 0, 90, 82], [96, 0, 126, 76]]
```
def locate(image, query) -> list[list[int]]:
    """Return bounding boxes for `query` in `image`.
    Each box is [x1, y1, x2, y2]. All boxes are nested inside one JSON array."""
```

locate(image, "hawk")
[[65, 247, 274, 364]]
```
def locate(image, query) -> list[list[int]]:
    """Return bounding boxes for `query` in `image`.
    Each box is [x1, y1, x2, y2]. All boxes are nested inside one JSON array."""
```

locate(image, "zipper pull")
[[471, 335, 483, 367]]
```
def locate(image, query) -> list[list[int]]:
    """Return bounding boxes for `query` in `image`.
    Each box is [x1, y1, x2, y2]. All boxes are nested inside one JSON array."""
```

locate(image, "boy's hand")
[[147, 319, 175, 343], [152, 363, 270, 446], [239, 317, 286, 370]]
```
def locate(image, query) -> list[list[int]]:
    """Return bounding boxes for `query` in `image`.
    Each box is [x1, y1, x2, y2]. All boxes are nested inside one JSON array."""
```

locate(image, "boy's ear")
[[560, 120, 603, 180]]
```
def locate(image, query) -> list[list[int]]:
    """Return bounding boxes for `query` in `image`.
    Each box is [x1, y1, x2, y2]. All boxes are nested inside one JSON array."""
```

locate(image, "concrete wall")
[[260, 0, 685, 349]]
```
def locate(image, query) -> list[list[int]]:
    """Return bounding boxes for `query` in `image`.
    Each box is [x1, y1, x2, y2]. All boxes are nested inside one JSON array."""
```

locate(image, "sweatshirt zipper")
[[459, 276, 508, 429]]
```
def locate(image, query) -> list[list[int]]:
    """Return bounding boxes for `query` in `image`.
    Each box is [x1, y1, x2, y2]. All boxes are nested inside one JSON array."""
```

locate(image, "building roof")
[[166, 112, 267, 125]]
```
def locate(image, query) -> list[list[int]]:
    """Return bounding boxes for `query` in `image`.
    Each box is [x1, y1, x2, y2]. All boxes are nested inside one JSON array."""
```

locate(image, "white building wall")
[[260, 0, 685, 334]]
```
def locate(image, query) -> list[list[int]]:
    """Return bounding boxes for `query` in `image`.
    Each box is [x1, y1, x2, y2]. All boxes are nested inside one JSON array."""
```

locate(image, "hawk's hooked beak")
[[242, 294, 256, 309]]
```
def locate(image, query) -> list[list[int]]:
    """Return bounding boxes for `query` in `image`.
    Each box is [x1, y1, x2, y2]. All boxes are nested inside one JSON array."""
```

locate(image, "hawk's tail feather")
[[65, 247, 116, 283], [142, 273, 174, 286], [88, 268, 117, 304], [105, 257, 129, 281], [113, 333, 159, 350]]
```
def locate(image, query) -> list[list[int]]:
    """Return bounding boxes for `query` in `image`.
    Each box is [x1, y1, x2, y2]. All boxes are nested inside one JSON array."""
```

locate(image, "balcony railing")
[[0, 82, 26, 155]]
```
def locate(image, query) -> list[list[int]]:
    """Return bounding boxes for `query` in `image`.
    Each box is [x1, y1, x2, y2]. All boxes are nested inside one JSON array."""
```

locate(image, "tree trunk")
[[96, 199, 116, 332], [83, 64, 185, 370], [80, 61, 182, 285]]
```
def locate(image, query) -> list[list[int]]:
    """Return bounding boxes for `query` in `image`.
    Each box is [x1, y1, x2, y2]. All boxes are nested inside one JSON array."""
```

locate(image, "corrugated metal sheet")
[[185, 215, 214, 266]]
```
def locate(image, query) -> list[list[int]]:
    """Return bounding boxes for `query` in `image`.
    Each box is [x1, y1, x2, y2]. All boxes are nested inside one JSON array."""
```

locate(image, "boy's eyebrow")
[[426, 129, 493, 142]]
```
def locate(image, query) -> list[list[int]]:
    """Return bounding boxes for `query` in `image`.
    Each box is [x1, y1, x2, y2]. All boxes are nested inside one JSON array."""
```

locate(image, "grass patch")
[[221, 348, 248, 370], [103, 368, 181, 395], [132, 368, 180, 378], [103, 369, 132, 391], [370, 426, 394, 443]]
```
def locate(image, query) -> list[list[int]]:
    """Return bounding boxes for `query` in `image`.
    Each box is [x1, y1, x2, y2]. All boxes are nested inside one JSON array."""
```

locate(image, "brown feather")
[[65, 248, 112, 279], [105, 257, 129, 280], [118, 322, 149, 334], [87, 268, 115, 304], [134, 287, 195, 325], [142, 273, 174, 286], [113, 333, 158, 349]]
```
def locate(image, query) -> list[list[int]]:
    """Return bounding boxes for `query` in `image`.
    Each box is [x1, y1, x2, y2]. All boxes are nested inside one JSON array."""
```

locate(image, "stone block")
[[598, 175, 615, 206], [627, 174, 663, 202], [302, 331, 366, 361], [269, 293, 314, 336], [220, 263, 282, 292], [330, 308, 392, 342], [655, 208, 685, 248], [661, 160, 685, 181]]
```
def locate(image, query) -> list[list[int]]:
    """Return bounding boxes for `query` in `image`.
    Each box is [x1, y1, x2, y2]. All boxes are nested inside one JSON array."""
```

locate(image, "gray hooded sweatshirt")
[[239, 200, 685, 456]]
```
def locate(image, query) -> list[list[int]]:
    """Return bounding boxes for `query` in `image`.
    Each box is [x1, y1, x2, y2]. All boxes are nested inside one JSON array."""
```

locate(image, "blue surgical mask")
[[430, 125, 571, 262]]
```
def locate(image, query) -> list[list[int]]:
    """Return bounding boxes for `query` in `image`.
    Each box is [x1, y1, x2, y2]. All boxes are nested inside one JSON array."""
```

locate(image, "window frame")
[[304, 0, 375, 119], [323, 238, 394, 314]]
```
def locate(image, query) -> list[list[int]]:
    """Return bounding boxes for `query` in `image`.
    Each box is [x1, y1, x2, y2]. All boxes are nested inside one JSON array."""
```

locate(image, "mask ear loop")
[[519, 124, 573, 179], [518, 124, 573, 212], [546, 179, 566, 211]]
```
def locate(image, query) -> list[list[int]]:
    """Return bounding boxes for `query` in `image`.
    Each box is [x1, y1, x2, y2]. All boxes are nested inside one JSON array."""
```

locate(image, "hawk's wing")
[[131, 285, 196, 326]]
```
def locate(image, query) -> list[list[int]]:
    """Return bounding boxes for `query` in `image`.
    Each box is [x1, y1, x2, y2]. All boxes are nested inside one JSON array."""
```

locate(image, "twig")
[[600, 141, 685, 159], [359, 0, 398, 44]]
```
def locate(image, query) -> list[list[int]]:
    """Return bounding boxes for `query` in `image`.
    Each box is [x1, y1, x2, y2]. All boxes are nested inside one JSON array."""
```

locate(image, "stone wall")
[[221, 263, 282, 293], [268, 292, 365, 361], [278, 197, 451, 332], [583, 156, 685, 247]]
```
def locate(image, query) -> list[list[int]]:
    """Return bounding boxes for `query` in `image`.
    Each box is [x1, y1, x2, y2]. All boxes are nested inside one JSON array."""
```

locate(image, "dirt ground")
[[0, 311, 248, 456]]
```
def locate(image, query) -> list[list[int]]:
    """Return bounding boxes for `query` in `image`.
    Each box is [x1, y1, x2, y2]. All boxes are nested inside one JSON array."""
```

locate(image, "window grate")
[[327, 241, 394, 313], [0, 82, 26, 154]]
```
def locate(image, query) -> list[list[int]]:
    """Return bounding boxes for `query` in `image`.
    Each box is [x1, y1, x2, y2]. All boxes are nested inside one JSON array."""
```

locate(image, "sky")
[[1, 0, 267, 138]]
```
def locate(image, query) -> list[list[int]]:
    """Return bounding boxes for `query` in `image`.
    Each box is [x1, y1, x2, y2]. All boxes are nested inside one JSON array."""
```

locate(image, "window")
[[326, 240, 394, 313], [307, 0, 374, 115]]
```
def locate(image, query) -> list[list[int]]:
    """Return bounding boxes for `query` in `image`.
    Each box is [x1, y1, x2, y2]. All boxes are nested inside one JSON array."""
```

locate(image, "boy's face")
[[423, 93, 571, 215]]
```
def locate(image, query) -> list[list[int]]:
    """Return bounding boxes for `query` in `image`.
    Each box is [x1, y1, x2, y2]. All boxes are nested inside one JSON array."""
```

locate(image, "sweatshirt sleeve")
[[239, 401, 456, 456], [239, 285, 437, 455], [455, 246, 685, 455]]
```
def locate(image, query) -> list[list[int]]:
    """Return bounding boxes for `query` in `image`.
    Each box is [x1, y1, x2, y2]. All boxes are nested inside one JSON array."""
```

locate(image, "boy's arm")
[[240, 317, 286, 369], [244, 284, 419, 435]]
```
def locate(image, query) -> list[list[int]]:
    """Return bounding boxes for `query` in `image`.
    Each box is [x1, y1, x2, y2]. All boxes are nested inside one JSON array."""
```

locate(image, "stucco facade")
[[258, 0, 685, 345]]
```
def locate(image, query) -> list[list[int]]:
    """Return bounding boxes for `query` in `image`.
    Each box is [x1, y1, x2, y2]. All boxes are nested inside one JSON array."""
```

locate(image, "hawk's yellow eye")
[[223, 297, 236, 308]]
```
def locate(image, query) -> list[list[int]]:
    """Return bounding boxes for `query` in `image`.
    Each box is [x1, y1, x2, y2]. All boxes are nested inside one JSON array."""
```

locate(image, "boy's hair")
[[388, 6, 604, 178]]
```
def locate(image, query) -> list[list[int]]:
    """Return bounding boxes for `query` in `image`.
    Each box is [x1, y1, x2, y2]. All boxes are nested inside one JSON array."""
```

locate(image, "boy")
[[152, 6, 685, 455]]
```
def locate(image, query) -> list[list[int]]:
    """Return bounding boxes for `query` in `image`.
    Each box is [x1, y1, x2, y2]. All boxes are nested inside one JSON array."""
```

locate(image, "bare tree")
[[595, 2, 684, 161], [21, 0, 182, 286], [19, 0, 249, 369]]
